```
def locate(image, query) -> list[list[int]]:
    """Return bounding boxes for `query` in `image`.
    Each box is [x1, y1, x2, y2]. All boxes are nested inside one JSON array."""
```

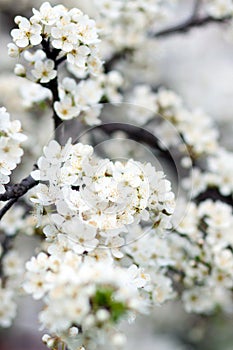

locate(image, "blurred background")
[[0, 0, 233, 349]]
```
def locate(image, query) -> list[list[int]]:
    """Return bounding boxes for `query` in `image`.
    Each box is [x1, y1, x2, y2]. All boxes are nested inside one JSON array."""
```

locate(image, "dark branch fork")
[[0, 175, 38, 220]]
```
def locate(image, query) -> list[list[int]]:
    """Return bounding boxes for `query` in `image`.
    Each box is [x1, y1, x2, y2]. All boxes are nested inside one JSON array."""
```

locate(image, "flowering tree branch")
[[153, 0, 230, 37], [0, 40, 66, 220], [104, 0, 231, 72], [153, 15, 231, 38]]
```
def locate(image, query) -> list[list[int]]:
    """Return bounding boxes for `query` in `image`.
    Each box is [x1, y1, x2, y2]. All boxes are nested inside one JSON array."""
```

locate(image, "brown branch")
[[0, 198, 18, 220], [0, 175, 38, 220], [41, 38, 64, 143], [0, 234, 14, 279], [153, 15, 231, 38], [0, 175, 38, 202], [96, 123, 165, 151], [195, 187, 233, 207], [95, 122, 178, 181], [104, 49, 132, 73]]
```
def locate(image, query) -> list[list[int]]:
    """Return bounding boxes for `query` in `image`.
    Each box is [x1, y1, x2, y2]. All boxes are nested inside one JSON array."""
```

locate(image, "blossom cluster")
[[0, 249, 24, 328], [24, 251, 149, 350], [30, 139, 174, 243], [182, 148, 233, 199], [123, 223, 175, 305], [127, 86, 219, 158], [8, 2, 102, 78], [19, 138, 176, 348], [7, 2, 125, 126], [94, 0, 174, 56], [0, 107, 27, 194], [170, 200, 233, 314], [54, 72, 123, 123]]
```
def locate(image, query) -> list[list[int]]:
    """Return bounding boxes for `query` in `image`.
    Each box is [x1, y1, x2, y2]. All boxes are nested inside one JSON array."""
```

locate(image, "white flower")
[[51, 24, 78, 52], [0, 205, 25, 236], [67, 45, 90, 67], [54, 97, 81, 120], [23, 272, 50, 300], [19, 81, 51, 107], [3, 250, 24, 277], [207, 149, 233, 195], [87, 55, 103, 76], [0, 108, 26, 189], [32, 59, 57, 83], [127, 85, 157, 125], [32, 2, 60, 26], [24, 49, 46, 63], [7, 43, 20, 58], [11, 17, 42, 48], [81, 105, 102, 126], [182, 288, 214, 313], [14, 63, 26, 77], [76, 16, 99, 45], [0, 287, 17, 327], [76, 79, 103, 106]]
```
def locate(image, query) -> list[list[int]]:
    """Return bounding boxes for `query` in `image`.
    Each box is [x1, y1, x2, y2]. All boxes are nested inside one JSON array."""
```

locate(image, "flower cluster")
[[54, 71, 123, 123], [8, 2, 102, 78], [123, 223, 175, 305], [30, 139, 174, 248], [0, 107, 27, 194], [169, 200, 233, 314], [94, 0, 174, 56], [2, 1, 233, 350], [207, 149, 233, 196], [0, 286, 17, 328], [205, 0, 233, 18], [0, 248, 24, 328], [182, 148, 233, 199], [7, 2, 125, 126], [23, 138, 175, 348], [24, 251, 149, 350], [127, 86, 219, 158]]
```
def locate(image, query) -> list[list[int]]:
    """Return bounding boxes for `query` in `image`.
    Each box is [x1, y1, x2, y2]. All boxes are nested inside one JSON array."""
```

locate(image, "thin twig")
[[153, 15, 231, 38], [0, 198, 18, 220]]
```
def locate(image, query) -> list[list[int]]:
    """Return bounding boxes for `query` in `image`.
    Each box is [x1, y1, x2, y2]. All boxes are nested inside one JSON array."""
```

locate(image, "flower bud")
[[14, 64, 26, 77]]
